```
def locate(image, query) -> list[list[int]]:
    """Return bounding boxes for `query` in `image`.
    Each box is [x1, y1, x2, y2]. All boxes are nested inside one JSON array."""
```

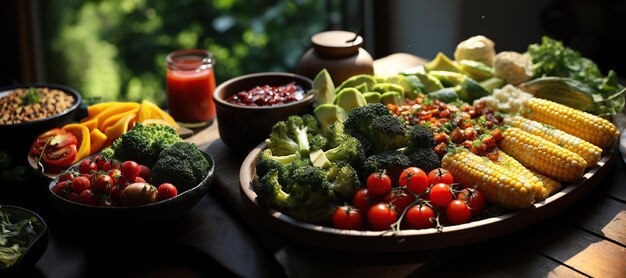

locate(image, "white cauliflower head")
[[493, 51, 533, 85]]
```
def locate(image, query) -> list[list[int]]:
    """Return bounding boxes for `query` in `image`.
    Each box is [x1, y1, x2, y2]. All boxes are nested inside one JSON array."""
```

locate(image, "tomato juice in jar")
[[166, 49, 216, 127]]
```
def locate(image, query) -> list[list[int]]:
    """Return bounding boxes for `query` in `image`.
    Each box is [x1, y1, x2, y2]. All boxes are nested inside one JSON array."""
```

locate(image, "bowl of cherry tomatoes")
[[47, 153, 214, 231]]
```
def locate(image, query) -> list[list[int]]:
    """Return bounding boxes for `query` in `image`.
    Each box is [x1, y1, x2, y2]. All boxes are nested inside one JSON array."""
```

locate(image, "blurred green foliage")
[[40, 0, 342, 106]]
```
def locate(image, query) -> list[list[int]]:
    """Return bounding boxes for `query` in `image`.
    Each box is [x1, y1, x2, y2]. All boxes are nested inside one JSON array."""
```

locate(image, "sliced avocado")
[[459, 60, 494, 81], [479, 77, 505, 92], [309, 149, 331, 168], [380, 91, 404, 106], [427, 88, 459, 103], [428, 71, 468, 87], [400, 65, 426, 75], [385, 75, 419, 99], [453, 78, 491, 103], [424, 52, 465, 73], [334, 88, 367, 113], [312, 69, 336, 106], [374, 75, 387, 83], [354, 82, 370, 93], [335, 74, 377, 93], [404, 75, 424, 99], [313, 104, 348, 131], [362, 92, 382, 103], [372, 83, 405, 99], [414, 72, 444, 93]]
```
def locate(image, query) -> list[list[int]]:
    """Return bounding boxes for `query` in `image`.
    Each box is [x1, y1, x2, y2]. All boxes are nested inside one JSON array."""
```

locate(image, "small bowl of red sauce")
[[213, 72, 314, 152]]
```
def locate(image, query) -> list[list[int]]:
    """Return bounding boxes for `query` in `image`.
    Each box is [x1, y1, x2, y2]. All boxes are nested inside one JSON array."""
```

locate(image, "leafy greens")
[[0, 210, 41, 269]]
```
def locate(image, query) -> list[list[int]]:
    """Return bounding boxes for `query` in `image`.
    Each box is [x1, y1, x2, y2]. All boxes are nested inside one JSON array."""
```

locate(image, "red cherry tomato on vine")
[[121, 161, 141, 180], [367, 171, 392, 197], [367, 202, 398, 230], [428, 168, 454, 185], [332, 206, 363, 230], [429, 183, 453, 207], [399, 167, 429, 195], [456, 188, 485, 217], [352, 188, 373, 212], [383, 188, 416, 213], [446, 200, 471, 225], [405, 205, 436, 229], [78, 159, 97, 175]]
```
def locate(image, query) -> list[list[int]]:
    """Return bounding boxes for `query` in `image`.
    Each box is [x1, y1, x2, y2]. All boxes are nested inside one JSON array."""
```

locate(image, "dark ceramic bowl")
[[0, 83, 82, 158], [213, 72, 314, 153], [47, 152, 215, 231], [0, 205, 49, 275]]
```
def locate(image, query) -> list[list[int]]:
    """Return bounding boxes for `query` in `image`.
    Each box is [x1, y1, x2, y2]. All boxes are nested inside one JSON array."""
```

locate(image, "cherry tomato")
[[92, 174, 113, 194], [446, 200, 471, 225], [43, 144, 77, 168], [66, 192, 80, 203], [332, 205, 363, 230], [399, 167, 429, 195], [428, 168, 454, 185], [92, 155, 107, 170], [352, 188, 373, 212], [109, 185, 124, 204], [405, 205, 436, 229], [101, 160, 114, 172], [71, 176, 91, 193], [58, 171, 76, 183], [366, 171, 392, 197], [121, 161, 141, 180], [157, 183, 178, 201], [367, 202, 398, 230], [457, 188, 485, 217], [138, 165, 151, 179], [78, 159, 97, 175], [79, 189, 99, 206], [429, 183, 453, 207], [383, 188, 416, 213], [52, 181, 69, 196]]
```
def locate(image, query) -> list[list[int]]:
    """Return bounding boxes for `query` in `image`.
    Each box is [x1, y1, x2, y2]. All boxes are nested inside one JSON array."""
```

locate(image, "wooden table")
[[12, 54, 626, 277]]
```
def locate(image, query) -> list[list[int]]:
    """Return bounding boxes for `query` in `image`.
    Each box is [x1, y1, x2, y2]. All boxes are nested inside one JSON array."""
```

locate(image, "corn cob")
[[507, 115, 602, 167], [529, 169, 561, 200], [442, 149, 537, 209], [494, 150, 547, 201], [498, 127, 587, 182], [523, 98, 619, 148]]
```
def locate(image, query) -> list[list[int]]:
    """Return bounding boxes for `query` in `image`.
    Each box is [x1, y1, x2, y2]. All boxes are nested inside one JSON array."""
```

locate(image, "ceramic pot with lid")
[[296, 30, 374, 87]]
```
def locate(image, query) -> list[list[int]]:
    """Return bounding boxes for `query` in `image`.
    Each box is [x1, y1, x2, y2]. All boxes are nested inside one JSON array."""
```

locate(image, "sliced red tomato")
[[43, 144, 77, 168], [31, 129, 78, 156]]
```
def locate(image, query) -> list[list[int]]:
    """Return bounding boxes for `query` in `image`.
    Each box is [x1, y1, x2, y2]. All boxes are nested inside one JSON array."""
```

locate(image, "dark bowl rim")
[[0, 205, 49, 271], [0, 83, 82, 127], [212, 72, 314, 110], [47, 152, 215, 211]]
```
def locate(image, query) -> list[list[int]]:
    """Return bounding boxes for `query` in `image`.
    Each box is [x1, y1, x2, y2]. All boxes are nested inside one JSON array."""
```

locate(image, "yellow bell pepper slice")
[[89, 128, 108, 154], [104, 113, 137, 143], [87, 101, 125, 118], [80, 117, 99, 131], [99, 107, 140, 132], [138, 100, 180, 130], [63, 123, 91, 163], [92, 102, 140, 130]]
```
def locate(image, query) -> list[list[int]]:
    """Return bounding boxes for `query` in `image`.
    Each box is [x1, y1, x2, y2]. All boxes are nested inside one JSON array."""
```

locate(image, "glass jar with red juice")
[[166, 49, 216, 127]]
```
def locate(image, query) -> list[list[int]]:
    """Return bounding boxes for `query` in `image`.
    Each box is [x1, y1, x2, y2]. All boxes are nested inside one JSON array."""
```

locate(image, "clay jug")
[[296, 30, 374, 87]]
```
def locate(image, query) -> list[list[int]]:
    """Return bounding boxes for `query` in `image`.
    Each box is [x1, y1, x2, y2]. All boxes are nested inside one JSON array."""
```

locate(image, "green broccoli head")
[[265, 114, 322, 156], [406, 148, 441, 173], [323, 135, 362, 165], [362, 151, 412, 186], [109, 123, 183, 166], [407, 124, 436, 149], [255, 149, 301, 179], [326, 162, 360, 200], [150, 141, 209, 191], [324, 121, 347, 149], [344, 104, 409, 153], [256, 169, 292, 210], [368, 115, 409, 151], [287, 165, 334, 209], [344, 103, 391, 136]]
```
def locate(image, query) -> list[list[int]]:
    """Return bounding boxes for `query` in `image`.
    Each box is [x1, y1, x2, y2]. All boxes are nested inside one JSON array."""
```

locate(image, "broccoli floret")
[[362, 151, 412, 185], [107, 123, 183, 166], [324, 121, 347, 149], [326, 162, 360, 200], [323, 136, 362, 163], [265, 115, 322, 156], [343, 104, 409, 153], [255, 149, 301, 179], [288, 165, 334, 209], [256, 169, 292, 210], [406, 148, 441, 173], [150, 141, 209, 191], [406, 124, 436, 149]]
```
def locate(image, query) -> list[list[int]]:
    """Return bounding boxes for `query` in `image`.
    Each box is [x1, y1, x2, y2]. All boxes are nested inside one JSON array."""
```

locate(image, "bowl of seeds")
[[0, 83, 81, 158]]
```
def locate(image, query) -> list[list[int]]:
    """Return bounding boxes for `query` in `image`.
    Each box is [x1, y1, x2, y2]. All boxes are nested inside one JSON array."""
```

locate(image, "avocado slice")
[[453, 78, 491, 103], [385, 75, 419, 99], [372, 83, 405, 99], [312, 69, 336, 106], [380, 91, 404, 106], [428, 71, 468, 87], [424, 52, 465, 73], [362, 92, 382, 104], [354, 82, 370, 93], [427, 88, 459, 103], [414, 72, 444, 93], [479, 77, 505, 92], [313, 104, 348, 131], [335, 74, 377, 94], [459, 60, 494, 82], [334, 88, 367, 113]]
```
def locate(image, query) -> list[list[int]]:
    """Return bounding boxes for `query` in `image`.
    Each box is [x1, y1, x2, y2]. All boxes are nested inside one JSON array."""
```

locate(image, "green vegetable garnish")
[[20, 87, 41, 106], [0, 210, 41, 269]]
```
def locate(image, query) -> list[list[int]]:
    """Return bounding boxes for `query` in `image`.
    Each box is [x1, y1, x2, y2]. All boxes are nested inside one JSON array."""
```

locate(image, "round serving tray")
[[239, 142, 617, 253]]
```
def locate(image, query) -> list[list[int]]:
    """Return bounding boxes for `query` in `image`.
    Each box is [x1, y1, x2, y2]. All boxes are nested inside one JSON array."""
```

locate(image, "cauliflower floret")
[[474, 84, 532, 114], [493, 51, 533, 85], [454, 35, 496, 66]]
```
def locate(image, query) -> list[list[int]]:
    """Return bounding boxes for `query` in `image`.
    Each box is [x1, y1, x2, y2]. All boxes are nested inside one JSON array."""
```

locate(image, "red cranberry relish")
[[226, 82, 305, 106]]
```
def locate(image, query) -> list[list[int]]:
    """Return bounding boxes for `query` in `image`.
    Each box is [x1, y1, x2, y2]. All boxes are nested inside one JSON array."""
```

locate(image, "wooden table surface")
[[11, 53, 626, 277]]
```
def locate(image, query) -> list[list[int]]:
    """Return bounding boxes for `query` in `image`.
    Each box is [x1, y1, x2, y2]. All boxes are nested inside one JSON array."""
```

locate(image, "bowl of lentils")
[[213, 72, 314, 152], [0, 83, 81, 157]]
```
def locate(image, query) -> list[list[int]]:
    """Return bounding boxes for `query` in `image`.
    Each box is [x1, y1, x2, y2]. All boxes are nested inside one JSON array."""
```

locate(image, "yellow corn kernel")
[[494, 150, 548, 200]]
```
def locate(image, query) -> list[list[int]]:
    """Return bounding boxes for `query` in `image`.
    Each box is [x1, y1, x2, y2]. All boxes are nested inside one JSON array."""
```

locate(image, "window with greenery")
[[40, 0, 361, 106]]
